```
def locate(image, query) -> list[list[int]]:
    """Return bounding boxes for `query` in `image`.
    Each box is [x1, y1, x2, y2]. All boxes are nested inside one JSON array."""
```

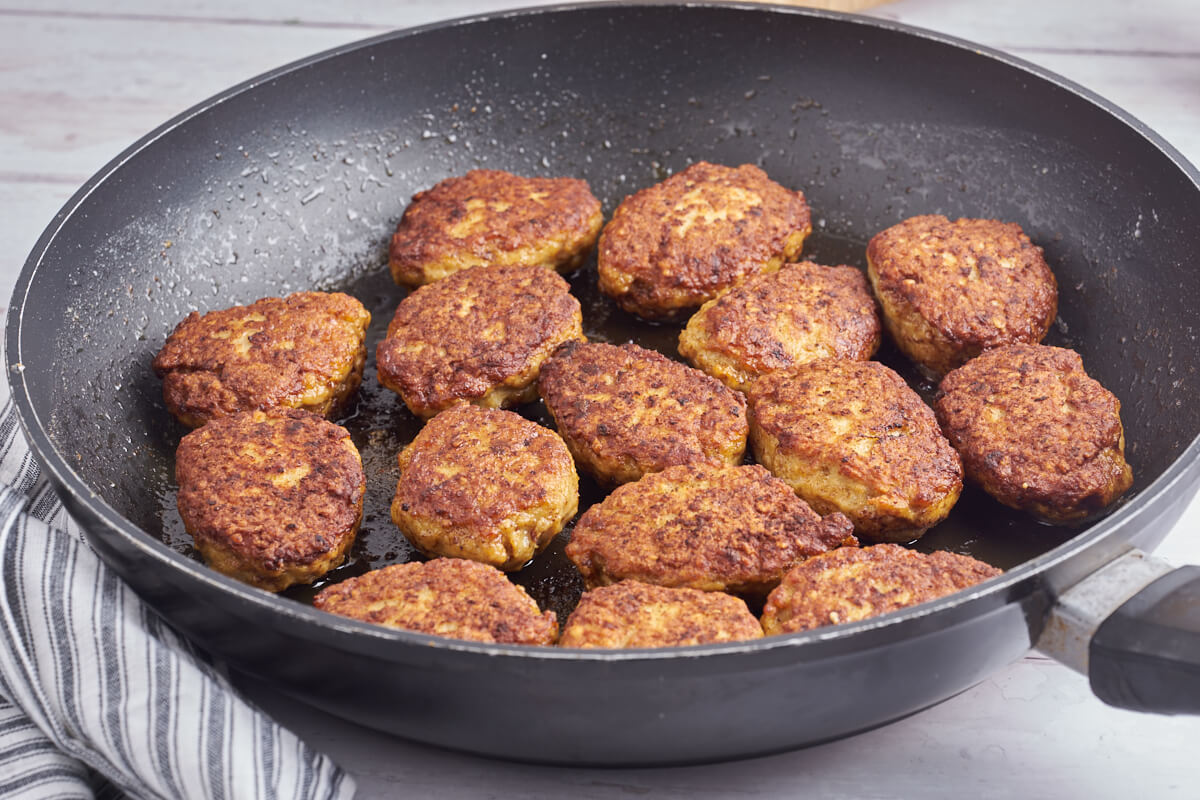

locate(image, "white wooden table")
[[3, 1, 1199, 796]]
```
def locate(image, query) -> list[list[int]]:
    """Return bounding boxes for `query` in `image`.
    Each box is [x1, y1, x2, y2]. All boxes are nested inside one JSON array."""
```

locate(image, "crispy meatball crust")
[[747, 360, 963, 543], [558, 581, 763, 649], [934, 343, 1133, 523], [391, 404, 579, 571], [175, 408, 365, 592], [761, 544, 1002, 634], [866, 215, 1058, 376], [597, 162, 812, 320], [153, 291, 370, 428], [565, 463, 857, 598], [678, 261, 882, 393], [538, 340, 748, 486], [388, 169, 603, 287], [376, 264, 585, 419], [313, 558, 558, 645]]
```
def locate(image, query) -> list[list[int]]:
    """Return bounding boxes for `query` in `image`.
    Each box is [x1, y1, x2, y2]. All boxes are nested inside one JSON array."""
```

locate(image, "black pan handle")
[[1090, 565, 1200, 713], [1038, 551, 1200, 714]]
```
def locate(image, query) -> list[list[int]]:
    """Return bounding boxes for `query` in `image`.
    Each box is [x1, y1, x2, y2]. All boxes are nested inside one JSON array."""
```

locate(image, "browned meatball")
[[388, 169, 603, 287], [866, 215, 1058, 376], [313, 558, 558, 645], [597, 162, 812, 320], [565, 463, 856, 598], [678, 261, 881, 393], [376, 264, 584, 419], [558, 581, 763, 649], [934, 343, 1133, 523], [175, 408, 364, 592], [537, 340, 748, 485], [392, 404, 578, 571], [153, 291, 370, 428], [747, 360, 962, 543], [761, 544, 1002, 634]]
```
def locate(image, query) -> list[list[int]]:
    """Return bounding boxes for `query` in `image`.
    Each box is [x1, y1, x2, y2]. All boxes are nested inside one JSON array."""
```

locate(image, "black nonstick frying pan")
[[7, 2, 1200, 765]]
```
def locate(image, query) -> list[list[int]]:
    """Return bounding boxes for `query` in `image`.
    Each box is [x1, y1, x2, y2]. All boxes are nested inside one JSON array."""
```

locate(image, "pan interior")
[[15, 6, 1200, 624]]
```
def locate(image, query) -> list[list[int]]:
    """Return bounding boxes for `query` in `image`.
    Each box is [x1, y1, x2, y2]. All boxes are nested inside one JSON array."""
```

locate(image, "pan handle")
[[1037, 550, 1200, 714]]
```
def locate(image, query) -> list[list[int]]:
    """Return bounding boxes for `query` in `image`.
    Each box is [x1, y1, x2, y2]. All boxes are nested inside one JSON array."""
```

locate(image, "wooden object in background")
[[757, 0, 893, 10]]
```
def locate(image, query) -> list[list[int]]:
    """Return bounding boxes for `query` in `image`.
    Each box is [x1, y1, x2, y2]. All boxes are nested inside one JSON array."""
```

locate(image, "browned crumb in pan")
[[934, 343, 1133, 523], [678, 260, 881, 393], [761, 543, 1002, 634], [175, 408, 364, 592], [538, 340, 748, 485], [747, 359, 962, 543], [866, 214, 1057, 376], [313, 558, 558, 645], [565, 462, 856, 599], [388, 169, 603, 287], [597, 161, 812, 320], [559, 580, 763, 649], [376, 264, 584, 419], [153, 291, 370, 428], [391, 404, 578, 571]]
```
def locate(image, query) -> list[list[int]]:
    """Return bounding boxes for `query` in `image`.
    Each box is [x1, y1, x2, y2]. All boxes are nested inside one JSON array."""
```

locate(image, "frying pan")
[[7, 2, 1200, 765]]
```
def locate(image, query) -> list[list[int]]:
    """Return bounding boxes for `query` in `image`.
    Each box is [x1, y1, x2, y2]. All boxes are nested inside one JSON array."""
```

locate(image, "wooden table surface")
[[3, 1, 1199, 797]]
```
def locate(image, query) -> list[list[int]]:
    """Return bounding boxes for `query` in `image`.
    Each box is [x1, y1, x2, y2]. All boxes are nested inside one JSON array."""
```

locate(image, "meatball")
[[565, 463, 856, 598], [678, 261, 881, 393], [934, 343, 1134, 523], [388, 169, 603, 287], [597, 162, 812, 320], [153, 291, 370, 428], [761, 544, 1001, 634], [747, 360, 962, 543], [537, 340, 748, 486], [313, 558, 558, 645], [391, 404, 578, 571], [376, 264, 584, 419], [866, 214, 1058, 376], [174, 408, 364, 592], [558, 581, 763, 649]]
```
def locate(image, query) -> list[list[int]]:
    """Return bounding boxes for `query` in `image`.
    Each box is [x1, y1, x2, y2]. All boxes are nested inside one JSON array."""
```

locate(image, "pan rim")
[[6, 0, 1200, 665]]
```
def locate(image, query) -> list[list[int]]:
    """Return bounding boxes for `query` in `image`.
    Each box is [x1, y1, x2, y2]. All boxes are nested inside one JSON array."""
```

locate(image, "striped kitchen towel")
[[0, 390, 357, 799]]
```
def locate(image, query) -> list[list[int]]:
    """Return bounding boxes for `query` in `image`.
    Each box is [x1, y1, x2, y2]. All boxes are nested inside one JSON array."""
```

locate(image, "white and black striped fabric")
[[0, 384, 357, 799]]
